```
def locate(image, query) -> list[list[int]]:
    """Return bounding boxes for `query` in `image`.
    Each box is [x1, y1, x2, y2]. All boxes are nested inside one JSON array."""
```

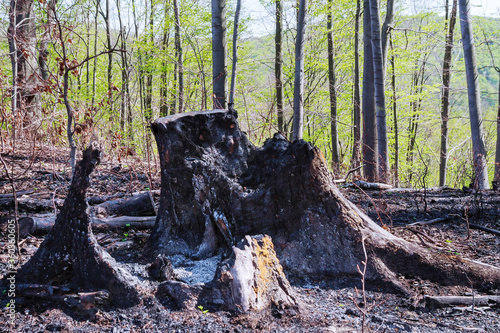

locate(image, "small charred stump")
[[150, 110, 500, 292], [14, 145, 142, 307]]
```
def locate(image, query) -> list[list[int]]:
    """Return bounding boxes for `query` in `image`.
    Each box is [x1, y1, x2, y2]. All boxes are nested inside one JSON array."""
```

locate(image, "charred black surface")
[[150, 110, 500, 291], [14, 145, 142, 307]]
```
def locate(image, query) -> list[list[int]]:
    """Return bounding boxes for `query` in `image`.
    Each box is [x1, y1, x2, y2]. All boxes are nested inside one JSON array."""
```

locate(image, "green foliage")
[[2, 0, 499, 188]]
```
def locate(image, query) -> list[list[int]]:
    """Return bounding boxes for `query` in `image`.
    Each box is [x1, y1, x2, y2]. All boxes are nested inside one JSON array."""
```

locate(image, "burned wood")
[[15, 215, 156, 236], [13, 144, 143, 307], [469, 224, 500, 237], [149, 109, 500, 293], [425, 295, 500, 308], [0, 195, 64, 212], [94, 191, 156, 217], [408, 216, 451, 226], [354, 180, 393, 190]]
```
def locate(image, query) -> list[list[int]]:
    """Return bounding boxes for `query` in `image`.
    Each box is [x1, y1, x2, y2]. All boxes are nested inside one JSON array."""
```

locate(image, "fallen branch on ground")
[[425, 295, 500, 308]]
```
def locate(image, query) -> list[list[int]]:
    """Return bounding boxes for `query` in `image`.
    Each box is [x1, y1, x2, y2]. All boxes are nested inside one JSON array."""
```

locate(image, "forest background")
[[1, 0, 500, 189]]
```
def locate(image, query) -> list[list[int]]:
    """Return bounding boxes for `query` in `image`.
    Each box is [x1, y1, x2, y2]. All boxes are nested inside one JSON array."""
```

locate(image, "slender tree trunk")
[[92, 1, 98, 107], [351, 0, 362, 172], [102, 0, 113, 116], [212, 0, 227, 109], [116, 0, 129, 134], [173, 0, 184, 113], [160, 3, 171, 117], [229, 0, 242, 106], [439, 0, 457, 187], [292, 0, 307, 141], [327, 0, 339, 172], [132, 0, 145, 123], [8, 0, 41, 129], [390, 34, 399, 186], [495, 70, 500, 186], [144, 0, 154, 121], [458, 0, 489, 189], [370, 0, 389, 183], [362, 0, 377, 181], [381, 0, 395, 73], [275, 0, 285, 133]]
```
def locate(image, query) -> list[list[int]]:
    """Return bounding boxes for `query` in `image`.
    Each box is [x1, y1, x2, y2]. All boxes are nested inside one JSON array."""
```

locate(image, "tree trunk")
[[212, 0, 227, 109], [351, 0, 362, 174], [8, 0, 41, 130], [102, 0, 113, 117], [173, 0, 184, 113], [495, 71, 500, 187], [458, 0, 489, 189], [229, 0, 241, 106], [327, 0, 339, 173], [381, 0, 395, 73], [390, 35, 399, 186], [144, 0, 155, 121], [439, 0, 457, 187], [292, 0, 307, 141], [275, 0, 285, 133], [370, 0, 389, 183], [148, 110, 500, 292], [160, 3, 171, 117], [362, 0, 378, 181], [15, 145, 142, 307]]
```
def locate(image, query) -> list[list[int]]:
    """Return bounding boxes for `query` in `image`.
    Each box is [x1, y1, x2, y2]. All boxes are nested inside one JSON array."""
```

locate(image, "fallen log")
[[354, 180, 393, 190], [16, 215, 156, 236], [93, 191, 156, 217], [425, 295, 500, 308], [469, 224, 500, 237], [0, 195, 64, 212], [148, 109, 500, 293], [408, 217, 451, 227]]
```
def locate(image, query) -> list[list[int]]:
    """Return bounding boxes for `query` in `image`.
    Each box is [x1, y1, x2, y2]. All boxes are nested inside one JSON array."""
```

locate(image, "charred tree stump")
[[150, 110, 500, 292], [14, 145, 142, 307]]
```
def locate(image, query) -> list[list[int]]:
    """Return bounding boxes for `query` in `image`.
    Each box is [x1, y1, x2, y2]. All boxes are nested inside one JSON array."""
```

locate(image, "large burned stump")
[[15, 145, 142, 307], [150, 110, 500, 292]]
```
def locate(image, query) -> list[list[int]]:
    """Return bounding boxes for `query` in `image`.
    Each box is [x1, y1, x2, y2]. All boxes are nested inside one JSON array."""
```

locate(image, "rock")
[[156, 281, 203, 310], [201, 234, 298, 313]]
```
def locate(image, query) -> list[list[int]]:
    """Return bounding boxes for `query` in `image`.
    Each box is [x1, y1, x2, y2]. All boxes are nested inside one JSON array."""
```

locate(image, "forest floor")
[[0, 141, 499, 332]]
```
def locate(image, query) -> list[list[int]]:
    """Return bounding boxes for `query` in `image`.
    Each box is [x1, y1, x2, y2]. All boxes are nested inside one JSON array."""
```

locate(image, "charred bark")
[[14, 145, 142, 307], [149, 110, 500, 292]]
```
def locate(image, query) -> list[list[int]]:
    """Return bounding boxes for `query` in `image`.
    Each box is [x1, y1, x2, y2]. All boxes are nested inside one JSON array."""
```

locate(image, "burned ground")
[[1, 142, 499, 332]]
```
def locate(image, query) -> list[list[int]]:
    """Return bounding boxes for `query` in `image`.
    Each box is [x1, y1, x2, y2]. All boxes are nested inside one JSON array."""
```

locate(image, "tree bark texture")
[[351, 0, 362, 173], [212, 0, 227, 109], [327, 0, 339, 174], [381, 0, 395, 73], [458, 0, 489, 189], [292, 0, 307, 141], [439, 0, 457, 187], [275, 0, 285, 133], [15, 145, 142, 307], [149, 110, 500, 292], [8, 0, 41, 127], [174, 0, 184, 113], [370, 0, 389, 183], [496, 71, 500, 186], [362, 0, 378, 182], [229, 0, 241, 106]]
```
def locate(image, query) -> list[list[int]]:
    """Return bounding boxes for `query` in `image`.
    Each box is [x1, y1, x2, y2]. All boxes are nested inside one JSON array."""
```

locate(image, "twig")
[[469, 224, 500, 237], [408, 216, 450, 226]]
